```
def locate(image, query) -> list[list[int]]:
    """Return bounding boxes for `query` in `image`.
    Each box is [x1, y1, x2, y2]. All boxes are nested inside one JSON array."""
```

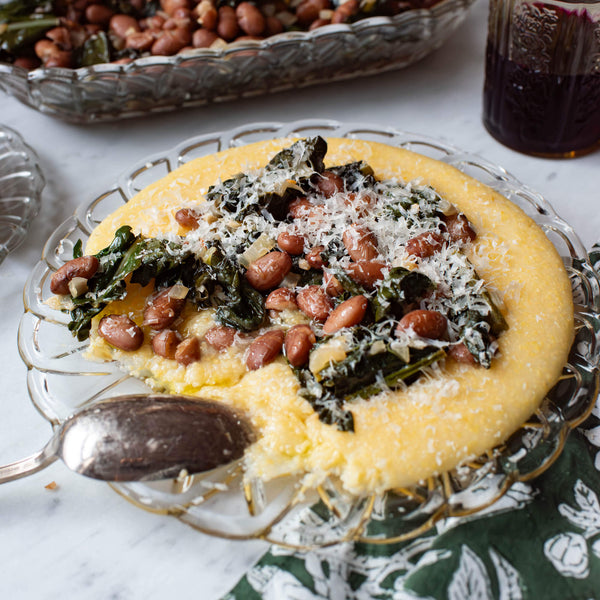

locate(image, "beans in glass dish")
[[0, 0, 443, 69]]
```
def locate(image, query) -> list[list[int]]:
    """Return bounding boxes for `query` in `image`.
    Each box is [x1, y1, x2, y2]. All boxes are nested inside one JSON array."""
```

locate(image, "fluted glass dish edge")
[[0, 125, 44, 264], [18, 119, 600, 549]]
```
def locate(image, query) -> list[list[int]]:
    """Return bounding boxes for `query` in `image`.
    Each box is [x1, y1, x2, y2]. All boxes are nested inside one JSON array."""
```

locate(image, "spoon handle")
[[0, 443, 58, 484]]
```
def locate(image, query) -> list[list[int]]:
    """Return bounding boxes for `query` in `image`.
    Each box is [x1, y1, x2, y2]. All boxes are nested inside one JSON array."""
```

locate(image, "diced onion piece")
[[168, 284, 189, 300], [239, 233, 276, 268], [200, 245, 218, 263], [280, 271, 301, 288], [368, 340, 386, 356], [309, 336, 348, 378], [68, 277, 88, 298], [438, 198, 458, 216], [389, 341, 411, 362]]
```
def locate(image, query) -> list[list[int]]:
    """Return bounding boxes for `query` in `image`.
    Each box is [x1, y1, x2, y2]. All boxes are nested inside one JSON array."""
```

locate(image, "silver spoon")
[[0, 395, 254, 483]]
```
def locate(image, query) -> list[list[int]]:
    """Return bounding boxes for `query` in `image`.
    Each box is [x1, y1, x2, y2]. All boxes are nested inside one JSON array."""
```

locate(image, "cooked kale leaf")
[[373, 267, 434, 321], [295, 326, 445, 432], [64, 228, 265, 339], [206, 137, 328, 221], [204, 247, 265, 331], [328, 160, 375, 191], [265, 136, 327, 174]]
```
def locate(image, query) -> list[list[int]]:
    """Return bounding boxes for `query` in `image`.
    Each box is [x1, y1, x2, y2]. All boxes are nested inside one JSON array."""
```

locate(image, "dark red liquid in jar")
[[483, 2, 600, 157]]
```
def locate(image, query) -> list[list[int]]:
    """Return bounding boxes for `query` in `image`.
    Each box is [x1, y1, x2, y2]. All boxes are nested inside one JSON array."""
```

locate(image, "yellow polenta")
[[85, 138, 573, 495]]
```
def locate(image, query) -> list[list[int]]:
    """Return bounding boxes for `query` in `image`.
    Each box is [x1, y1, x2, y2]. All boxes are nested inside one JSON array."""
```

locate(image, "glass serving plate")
[[0, 125, 44, 265], [19, 119, 600, 549], [0, 0, 474, 124]]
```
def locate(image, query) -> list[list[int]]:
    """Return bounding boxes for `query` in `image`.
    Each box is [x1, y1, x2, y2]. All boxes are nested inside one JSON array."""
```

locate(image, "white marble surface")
[[1, 1, 599, 597]]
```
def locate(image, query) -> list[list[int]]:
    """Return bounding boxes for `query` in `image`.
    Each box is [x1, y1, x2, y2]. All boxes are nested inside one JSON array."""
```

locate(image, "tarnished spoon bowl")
[[0, 395, 254, 483]]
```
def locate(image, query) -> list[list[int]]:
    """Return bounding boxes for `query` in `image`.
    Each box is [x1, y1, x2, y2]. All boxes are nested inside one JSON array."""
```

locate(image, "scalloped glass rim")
[[0, 0, 474, 123], [0, 124, 44, 264], [18, 119, 600, 549]]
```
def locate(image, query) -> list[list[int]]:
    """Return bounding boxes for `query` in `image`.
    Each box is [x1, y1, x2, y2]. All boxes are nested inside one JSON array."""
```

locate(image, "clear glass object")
[[0, 0, 474, 123], [483, 0, 600, 157], [0, 125, 44, 264], [18, 119, 600, 549]]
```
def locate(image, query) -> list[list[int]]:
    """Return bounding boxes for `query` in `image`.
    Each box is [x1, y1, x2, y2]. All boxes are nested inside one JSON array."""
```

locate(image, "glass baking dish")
[[0, 0, 475, 123]]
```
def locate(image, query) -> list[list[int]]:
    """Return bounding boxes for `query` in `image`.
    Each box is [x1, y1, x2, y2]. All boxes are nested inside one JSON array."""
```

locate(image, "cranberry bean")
[[295, 0, 319, 24], [405, 231, 444, 258], [173, 7, 193, 20], [343, 192, 373, 217], [85, 24, 102, 35], [110, 15, 140, 39], [217, 6, 240, 41], [285, 324, 316, 367], [288, 197, 311, 218], [246, 329, 285, 370], [236, 2, 266, 36], [161, 0, 191, 16], [345, 260, 386, 288], [14, 57, 41, 69], [126, 31, 155, 51], [315, 171, 344, 197], [143, 286, 188, 330], [46, 27, 72, 50], [142, 15, 167, 31], [332, 0, 359, 23], [50, 256, 99, 295], [323, 295, 368, 334], [296, 285, 333, 322], [195, 0, 218, 30], [152, 329, 181, 359], [396, 309, 447, 339], [85, 4, 114, 25], [444, 213, 477, 244], [288, 198, 327, 221], [277, 231, 305, 255], [45, 52, 73, 68], [448, 342, 477, 365], [296, 0, 330, 25], [175, 207, 200, 229], [193, 29, 219, 47], [35, 39, 56, 60], [245, 251, 292, 291], [265, 16, 284, 35], [265, 288, 297, 311], [163, 16, 185, 31], [305, 245, 326, 269], [98, 314, 144, 351], [342, 225, 378, 262], [204, 325, 237, 351], [152, 28, 192, 55], [175, 336, 201, 365], [309, 17, 330, 30], [323, 272, 344, 297], [34, 40, 72, 67]]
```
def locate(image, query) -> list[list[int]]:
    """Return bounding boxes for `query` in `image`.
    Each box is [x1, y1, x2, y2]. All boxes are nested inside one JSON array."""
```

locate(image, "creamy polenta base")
[[83, 138, 573, 495]]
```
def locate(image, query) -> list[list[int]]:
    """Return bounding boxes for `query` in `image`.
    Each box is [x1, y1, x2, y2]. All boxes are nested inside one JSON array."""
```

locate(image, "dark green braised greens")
[[52, 137, 506, 432]]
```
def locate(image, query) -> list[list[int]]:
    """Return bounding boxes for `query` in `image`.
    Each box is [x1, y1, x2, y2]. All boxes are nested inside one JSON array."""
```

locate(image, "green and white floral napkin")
[[224, 425, 600, 600], [223, 248, 600, 600]]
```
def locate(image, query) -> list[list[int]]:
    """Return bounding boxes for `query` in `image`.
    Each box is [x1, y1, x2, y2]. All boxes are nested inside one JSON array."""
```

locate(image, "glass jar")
[[483, 0, 600, 158]]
